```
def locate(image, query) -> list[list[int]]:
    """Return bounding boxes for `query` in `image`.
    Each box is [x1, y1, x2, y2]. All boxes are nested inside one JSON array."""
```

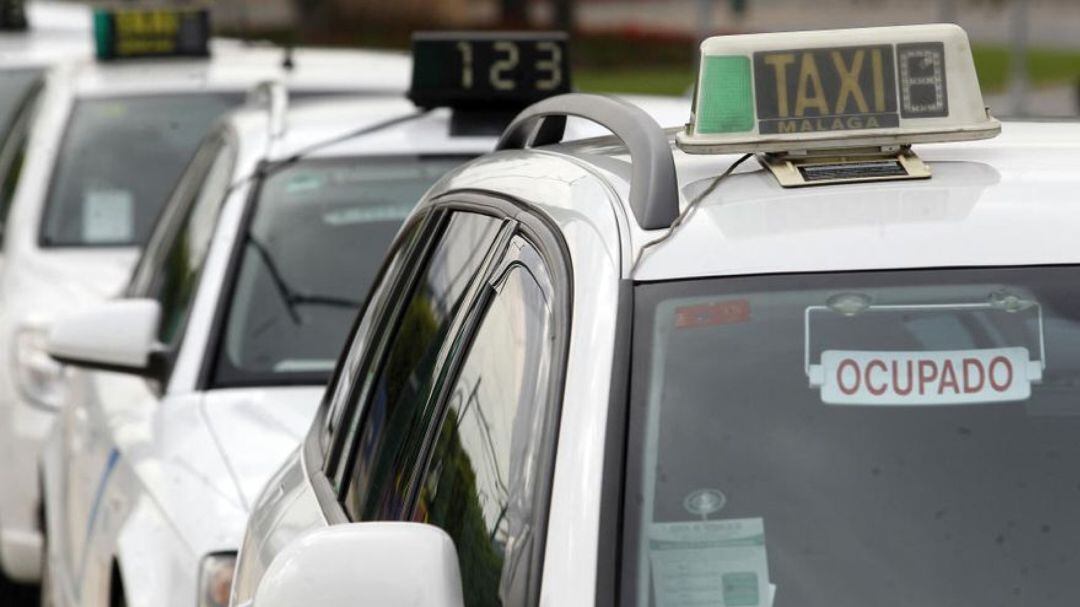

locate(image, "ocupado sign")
[[819, 347, 1035, 406]]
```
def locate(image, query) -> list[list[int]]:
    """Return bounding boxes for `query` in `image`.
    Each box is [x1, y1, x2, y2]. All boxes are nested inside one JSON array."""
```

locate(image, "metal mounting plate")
[[759, 147, 931, 187]]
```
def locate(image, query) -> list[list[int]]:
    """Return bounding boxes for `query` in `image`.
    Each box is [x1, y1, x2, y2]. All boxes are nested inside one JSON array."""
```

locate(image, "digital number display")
[[409, 32, 571, 109], [746, 42, 948, 135], [0, 0, 27, 31], [94, 8, 210, 61]]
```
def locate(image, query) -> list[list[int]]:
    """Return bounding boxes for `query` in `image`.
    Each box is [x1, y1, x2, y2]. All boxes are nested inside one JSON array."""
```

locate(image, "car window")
[[0, 68, 40, 142], [341, 212, 503, 520], [212, 156, 471, 387], [40, 92, 242, 247], [0, 87, 35, 244], [321, 219, 427, 451], [142, 136, 235, 346], [413, 237, 556, 606], [625, 266, 1080, 607]]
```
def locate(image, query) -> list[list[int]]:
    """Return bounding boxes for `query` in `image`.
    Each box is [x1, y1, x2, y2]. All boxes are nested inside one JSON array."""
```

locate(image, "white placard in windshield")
[[82, 189, 135, 243], [820, 347, 1032, 406], [650, 518, 771, 607]]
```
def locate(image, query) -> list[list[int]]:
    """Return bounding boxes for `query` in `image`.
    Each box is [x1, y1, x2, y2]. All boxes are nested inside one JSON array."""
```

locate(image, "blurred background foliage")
[[208, 0, 1079, 113]]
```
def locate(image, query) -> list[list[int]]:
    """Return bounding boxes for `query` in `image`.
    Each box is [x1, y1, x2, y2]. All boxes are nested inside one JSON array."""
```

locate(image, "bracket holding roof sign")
[[93, 6, 211, 61], [804, 295, 1046, 407], [678, 25, 1001, 187], [0, 0, 27, 31], [409, 31, 572, 135]]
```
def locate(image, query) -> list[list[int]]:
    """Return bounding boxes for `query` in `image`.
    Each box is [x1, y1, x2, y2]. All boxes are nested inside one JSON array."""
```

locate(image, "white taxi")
[[228, 24, 1080, 607], [38, 32, 689, 607], [0, 6, 409, 584]]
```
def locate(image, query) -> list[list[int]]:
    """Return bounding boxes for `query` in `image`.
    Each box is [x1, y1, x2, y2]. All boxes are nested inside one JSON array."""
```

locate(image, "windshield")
[[0, 68, 40, 139], [40, 92, 241, 247], [625, 267, 1080, 607], [211, 155, 470, 387]]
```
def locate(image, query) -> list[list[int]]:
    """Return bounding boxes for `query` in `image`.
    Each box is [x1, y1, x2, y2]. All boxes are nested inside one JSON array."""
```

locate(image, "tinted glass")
[[343, 212, 501, 521], [0, 68, 39, 140], [146, 139, 233, 345], [213, 156, 471, 387], [414, 244, 554, 606], [41, 93, 241, 247], [0, 88, 33, 242], [626, 267, 1080, 607]]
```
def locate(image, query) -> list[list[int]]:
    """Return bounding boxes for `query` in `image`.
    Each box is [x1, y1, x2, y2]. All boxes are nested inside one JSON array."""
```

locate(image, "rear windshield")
[[625, 266, 1080, 607], [0, 68, 40, 137], [40, 93, 241, 247], [211, 155, 470, 387]]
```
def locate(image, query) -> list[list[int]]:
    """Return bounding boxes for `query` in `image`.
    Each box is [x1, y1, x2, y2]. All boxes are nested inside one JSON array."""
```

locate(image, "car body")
[[226, 67, 1080, 607], [0, 41, 409, 583]]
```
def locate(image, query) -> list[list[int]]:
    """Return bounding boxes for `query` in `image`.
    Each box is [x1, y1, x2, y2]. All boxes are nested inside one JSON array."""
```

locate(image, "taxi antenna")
[[632, 153, 752, 274], [282, 44, 295, 71]]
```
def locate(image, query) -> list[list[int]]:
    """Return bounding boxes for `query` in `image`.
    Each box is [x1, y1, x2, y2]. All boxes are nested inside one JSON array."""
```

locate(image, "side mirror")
[[253, 523, 465, 607], [47, 298, 163, 379]]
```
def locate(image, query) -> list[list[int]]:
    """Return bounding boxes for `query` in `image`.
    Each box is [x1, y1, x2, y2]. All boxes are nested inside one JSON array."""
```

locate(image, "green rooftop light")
[[696, 56, 755, 135]]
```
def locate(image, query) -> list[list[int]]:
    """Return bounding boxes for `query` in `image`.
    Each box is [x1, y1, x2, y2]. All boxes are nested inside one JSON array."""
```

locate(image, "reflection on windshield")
[[627, 266, 1080, 607], [212, 155, 470, 386], [41, 93, 241, 247]]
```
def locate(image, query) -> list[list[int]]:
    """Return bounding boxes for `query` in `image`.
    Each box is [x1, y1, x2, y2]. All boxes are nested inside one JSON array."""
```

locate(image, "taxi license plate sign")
[[820, 347, 1032, 406]]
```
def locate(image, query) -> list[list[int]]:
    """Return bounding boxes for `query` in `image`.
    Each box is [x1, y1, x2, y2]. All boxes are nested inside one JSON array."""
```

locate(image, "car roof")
[[0, 2, 91, 66], [631, 120, 1080, 282], [68, 41, 409, 97], [436, 114, 1080, 283]]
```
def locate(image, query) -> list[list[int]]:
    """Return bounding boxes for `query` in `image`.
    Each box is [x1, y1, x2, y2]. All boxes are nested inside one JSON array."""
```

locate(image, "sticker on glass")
[[82, 189, 135, 243], [650, 517, 771, 607], [684, 488, 727, 519], [818, 347, 1036, 406]]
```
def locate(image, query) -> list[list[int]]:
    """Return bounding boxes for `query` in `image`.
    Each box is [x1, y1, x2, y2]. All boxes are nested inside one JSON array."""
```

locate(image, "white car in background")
[[40, 32, 689, 607], [0, 7, 410, 584], [39, 91, 500, 607]]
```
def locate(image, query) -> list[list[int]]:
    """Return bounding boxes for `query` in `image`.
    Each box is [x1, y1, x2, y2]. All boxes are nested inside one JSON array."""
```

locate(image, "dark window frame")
[[122, 128, 237, 391], [305, 190, 573, 607]]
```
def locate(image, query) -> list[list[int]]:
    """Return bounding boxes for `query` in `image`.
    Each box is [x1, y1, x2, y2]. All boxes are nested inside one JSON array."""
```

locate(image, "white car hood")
[[197, 386, 323, 510]]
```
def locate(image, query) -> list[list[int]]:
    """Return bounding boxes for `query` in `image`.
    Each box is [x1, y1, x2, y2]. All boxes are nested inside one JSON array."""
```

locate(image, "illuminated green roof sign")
[[679, 25, 999, 154], [94, 7, 211, 61]]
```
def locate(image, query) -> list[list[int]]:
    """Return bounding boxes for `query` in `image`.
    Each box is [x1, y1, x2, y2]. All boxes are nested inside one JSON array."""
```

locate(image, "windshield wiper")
[[244, 234, 362, 325]]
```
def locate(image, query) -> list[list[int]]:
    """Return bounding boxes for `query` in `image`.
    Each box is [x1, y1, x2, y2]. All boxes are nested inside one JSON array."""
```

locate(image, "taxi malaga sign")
[[678, 24, 1000, 154]]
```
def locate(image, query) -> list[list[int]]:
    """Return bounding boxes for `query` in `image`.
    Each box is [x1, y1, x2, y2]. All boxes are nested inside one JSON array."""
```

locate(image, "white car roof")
[[0, 2, 91, 66], [67, 42, 409, 97], [432, 113, 1080, 283], [632, 120, 1080, 281]]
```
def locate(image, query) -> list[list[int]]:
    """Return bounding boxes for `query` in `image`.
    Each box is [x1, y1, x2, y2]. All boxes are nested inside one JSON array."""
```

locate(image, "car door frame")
[[302, 191, 573, 603]]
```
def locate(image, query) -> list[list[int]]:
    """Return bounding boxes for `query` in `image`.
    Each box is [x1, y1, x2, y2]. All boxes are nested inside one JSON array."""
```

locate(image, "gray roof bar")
[[496, 93, 680, 230]]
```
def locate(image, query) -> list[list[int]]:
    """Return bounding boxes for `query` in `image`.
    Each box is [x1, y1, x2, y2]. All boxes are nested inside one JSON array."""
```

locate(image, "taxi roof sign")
[[678, 24, 1000, 154], [93, 6, 211, 62], [0, 0, 27, 31], [408, 31, 571, 110]]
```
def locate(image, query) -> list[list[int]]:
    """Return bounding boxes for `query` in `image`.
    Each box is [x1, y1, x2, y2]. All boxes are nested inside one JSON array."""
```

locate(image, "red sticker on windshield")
[[676, 300, 751, 329]]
